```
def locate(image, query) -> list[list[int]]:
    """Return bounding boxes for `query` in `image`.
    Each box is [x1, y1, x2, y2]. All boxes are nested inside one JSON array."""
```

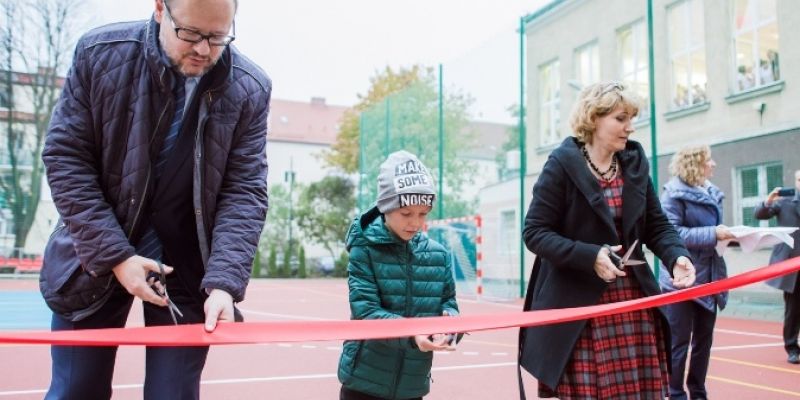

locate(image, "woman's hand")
[[715, 224, 736, 241], [672, 256, 696, 288], [594, 245, 626, 283]]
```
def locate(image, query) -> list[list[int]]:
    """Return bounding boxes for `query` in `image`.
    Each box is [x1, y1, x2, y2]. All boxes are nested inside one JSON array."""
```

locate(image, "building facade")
[[478, 0, 800, 297]]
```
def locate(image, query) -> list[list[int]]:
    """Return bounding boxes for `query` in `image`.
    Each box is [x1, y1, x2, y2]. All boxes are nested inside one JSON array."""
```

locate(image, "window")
[[732, 0, 779, 91], [618, 20, 649, 117], [667, 0, 707, 109], [736, 163, 782, 227], [539, 60, 560, 146], [497, 209, 517, 255], [0, 82, 10, 109], [574, 41, 599, 88]]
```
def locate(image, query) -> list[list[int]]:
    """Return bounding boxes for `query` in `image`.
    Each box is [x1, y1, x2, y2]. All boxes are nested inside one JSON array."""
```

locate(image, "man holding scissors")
[[39, 0, 270, 398]]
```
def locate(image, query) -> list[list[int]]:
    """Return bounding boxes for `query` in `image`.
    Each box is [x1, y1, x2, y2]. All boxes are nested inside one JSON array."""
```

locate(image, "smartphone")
[[778, 188, 796, 197]]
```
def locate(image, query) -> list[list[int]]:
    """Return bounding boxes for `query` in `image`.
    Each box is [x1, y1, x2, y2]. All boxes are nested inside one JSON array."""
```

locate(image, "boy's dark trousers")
[[45, 284, 209, 400], [340, 386, 422, 400]]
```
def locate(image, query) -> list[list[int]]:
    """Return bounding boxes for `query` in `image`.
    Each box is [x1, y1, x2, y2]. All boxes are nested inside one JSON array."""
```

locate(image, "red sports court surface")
[[0, 278, 798, 399]]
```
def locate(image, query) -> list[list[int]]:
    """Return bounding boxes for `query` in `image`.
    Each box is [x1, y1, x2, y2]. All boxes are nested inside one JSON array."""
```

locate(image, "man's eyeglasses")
[[164, 3, 236, 47]]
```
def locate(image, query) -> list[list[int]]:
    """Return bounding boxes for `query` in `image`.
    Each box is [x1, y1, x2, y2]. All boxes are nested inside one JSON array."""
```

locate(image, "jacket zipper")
[[193, 91, 213, 267], [127, 96, 171, 238], [392, 242, 413, 399]]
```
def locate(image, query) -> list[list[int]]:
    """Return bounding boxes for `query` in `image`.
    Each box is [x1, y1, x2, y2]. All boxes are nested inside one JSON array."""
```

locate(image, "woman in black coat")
[[519, 82, 696, 399]]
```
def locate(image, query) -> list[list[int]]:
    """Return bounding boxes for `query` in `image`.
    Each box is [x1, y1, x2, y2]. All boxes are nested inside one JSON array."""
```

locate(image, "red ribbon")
[[2, 257, 798, 346]]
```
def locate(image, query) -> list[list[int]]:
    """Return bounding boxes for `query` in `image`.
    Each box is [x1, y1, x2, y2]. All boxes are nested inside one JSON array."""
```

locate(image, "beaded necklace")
[[581, 145, 617, 182]]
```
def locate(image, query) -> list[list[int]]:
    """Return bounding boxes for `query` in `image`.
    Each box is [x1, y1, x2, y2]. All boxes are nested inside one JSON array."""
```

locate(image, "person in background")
[[737, 65, 754, 91], [519, 81, 695, 399], [755, 169, 800, 364], [767, 49, 780, 81], [337, 151, 459, 400], [660, 145, 735, 400], [39, 0, 270, 398]]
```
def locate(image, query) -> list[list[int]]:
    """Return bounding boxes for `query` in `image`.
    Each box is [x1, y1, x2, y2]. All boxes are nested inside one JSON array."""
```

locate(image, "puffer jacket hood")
[[659, 176, 728, 310], [345, 206, 420, 249]]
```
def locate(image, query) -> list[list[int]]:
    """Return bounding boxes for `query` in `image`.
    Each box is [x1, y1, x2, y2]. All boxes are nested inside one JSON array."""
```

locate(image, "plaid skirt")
[[538, 273, 669, 399]]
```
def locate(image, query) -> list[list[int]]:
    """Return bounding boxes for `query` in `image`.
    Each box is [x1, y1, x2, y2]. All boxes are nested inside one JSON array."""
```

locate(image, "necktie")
[[136, 81, 186, 260]]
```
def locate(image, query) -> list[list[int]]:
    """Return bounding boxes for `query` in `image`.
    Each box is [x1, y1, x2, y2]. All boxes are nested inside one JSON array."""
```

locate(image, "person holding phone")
[[337, 151, 460, 400], [755, 169, 800, 364]]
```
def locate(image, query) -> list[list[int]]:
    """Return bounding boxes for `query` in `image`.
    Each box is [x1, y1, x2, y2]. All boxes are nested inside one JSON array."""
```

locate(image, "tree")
[[322, 65, 478, 218], [495, 104, 521, 181], [322, 65, 427, 174], [295, 175, 355, 260], [260, 182, 303, 265], [267, 244, 278, 278], [297, 245, 306, 279], [280, 247, 291, 278], [0, 0, 86, 252]]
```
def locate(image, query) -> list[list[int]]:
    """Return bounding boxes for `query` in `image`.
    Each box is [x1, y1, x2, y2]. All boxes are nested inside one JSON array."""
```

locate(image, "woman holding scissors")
[[660, 145, 735, 400], [519, 81, 696, 399]]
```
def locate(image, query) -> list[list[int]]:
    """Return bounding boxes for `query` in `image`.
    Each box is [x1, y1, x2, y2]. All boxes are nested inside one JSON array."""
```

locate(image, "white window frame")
[[538, 59, 561, 147], [574, 40, 600, 88], [617, 19, 649, 117], [497, 208, 518, 255], [733, 162, 782, 227], [667, 0, 707, 109], [731, 0, 779, 90]]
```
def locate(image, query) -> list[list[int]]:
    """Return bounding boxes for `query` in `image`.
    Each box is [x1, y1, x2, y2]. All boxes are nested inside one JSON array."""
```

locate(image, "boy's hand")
[[414, 310, 459, 352], [414, 334, 455, 352]]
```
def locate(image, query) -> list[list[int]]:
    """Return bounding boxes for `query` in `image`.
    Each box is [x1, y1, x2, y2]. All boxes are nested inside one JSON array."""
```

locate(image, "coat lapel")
[[555, 138, 618, 241], [618, 144, 647, 246]]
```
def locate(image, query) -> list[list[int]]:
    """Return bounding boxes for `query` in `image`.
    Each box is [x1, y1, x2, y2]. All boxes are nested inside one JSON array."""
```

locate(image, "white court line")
[[457, 298, 521, 309], [0, 362, 517, 396], [712, 342, 784, 351], [715, 328, 782, 339], [238, 308, 334, 321]]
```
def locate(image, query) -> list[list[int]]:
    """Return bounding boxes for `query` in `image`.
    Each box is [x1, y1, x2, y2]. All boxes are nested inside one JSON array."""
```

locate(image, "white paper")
[[715, 225, 798, 256]]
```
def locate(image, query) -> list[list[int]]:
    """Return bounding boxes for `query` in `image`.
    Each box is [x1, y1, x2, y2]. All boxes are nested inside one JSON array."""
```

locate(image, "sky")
[[88, 0, 550, 123]]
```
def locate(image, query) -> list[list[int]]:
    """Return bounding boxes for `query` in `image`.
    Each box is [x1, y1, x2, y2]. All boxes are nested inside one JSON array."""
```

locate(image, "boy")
[[337, 151, 460, 400]]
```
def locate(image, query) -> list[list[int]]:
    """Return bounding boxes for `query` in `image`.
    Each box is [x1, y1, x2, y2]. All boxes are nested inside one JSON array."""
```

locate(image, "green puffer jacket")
[[337, 207, 459, 399]]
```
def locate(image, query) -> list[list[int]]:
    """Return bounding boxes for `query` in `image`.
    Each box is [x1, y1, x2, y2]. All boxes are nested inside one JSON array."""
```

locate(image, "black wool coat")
[[519, 137, 690, 390]]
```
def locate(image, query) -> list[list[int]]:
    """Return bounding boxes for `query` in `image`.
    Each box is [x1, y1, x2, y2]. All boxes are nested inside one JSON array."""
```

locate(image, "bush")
[[297, 246, 307, 278], [251, 247, 262, 277], [333, 250, 349, 277], [267, 245, 278, 278], [280, 247, 291, 278]]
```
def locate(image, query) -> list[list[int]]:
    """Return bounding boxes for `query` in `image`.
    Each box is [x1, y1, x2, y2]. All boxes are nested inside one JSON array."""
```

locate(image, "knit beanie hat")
[[376, 151, 436, 213]]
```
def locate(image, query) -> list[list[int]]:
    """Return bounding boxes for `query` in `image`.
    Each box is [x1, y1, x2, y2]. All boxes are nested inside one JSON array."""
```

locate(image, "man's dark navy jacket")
[[40, 16, 271, 319]]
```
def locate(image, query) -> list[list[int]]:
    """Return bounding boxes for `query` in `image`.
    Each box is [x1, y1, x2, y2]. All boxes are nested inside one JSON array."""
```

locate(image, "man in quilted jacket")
[[40, 0, 270, 398]]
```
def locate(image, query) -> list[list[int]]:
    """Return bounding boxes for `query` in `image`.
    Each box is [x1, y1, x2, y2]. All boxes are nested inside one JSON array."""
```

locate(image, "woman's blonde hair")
[[669, 145, 710, 187], [569, 81, 642, 144]]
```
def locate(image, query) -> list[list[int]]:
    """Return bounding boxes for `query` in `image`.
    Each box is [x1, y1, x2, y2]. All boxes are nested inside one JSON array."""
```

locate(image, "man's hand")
[[672, 256, 696, 289], [204, 289, 234, 332], [112, 256, 173, 306], [765, 187, 781, 207]]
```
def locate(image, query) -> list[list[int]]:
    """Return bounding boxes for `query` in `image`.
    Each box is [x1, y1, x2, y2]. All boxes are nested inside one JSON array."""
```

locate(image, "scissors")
[[148, 261, 184, 325], [603, 239, 647, 269]]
